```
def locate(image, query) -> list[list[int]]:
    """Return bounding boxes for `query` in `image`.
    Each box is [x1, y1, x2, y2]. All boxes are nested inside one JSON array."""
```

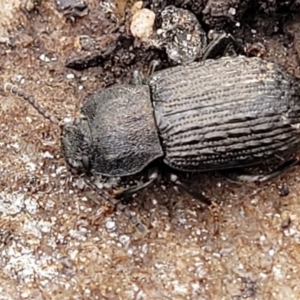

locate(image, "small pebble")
[[279, 184, 290, 197], [130, 8, 155, 39], [16, 74, 25, 83], [105, 220, 116, 231], [281, 217, 291, 229], [228, 7, 236, 15], [39, 54, 51, 62], [281, 210, 291, 229], [66, 73, 75, 79]]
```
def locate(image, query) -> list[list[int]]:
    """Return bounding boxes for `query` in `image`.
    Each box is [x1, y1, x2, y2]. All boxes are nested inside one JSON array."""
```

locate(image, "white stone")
[[130, 8, 155, 40]]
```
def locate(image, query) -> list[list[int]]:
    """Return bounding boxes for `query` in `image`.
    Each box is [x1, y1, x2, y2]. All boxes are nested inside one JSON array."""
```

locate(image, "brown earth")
[[1, 1, 300, 299]]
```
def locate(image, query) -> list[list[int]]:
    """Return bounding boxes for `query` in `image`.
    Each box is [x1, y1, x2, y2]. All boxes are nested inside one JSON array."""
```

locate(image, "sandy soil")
[[1, 1, 300, 299]]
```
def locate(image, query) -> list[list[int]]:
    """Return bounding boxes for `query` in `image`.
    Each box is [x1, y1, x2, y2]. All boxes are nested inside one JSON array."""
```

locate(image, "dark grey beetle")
[[5, 55, 300, 233]]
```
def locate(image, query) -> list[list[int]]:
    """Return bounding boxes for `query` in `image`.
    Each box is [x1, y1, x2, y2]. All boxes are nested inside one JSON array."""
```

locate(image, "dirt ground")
[[1, 0, 300, 299]]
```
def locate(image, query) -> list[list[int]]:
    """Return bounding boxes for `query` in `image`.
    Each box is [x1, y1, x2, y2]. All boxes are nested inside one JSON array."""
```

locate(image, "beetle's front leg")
[[85, 175, 148, 234], [113, 170, 159, 199]]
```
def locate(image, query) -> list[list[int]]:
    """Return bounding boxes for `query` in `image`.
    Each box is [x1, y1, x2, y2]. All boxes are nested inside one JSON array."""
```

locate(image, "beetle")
[[5, 55, 300, 233]]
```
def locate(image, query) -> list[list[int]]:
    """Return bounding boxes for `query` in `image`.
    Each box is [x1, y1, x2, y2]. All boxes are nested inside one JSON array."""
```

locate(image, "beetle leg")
[[170, 174, 221, 233], [84, 176, 148, 234], [170, 174, 212, 206], [114, 170, 159, 199], [147, 59, 161, 77], [225, 158, 300, 183], [208, 201, 221, 236], [132, 60, 161, 85], [131, 70, 144, 85], [202, 32, 244, 60]]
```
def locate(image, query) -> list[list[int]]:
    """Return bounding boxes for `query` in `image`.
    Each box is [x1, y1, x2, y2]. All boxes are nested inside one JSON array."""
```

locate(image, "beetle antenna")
[[4, 83, 61, 126]]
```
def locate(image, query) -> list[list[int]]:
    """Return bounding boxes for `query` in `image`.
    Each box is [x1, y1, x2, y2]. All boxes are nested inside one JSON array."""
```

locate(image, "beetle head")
[[4, 83, 93, 175], [61, 118, 93, 175]]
